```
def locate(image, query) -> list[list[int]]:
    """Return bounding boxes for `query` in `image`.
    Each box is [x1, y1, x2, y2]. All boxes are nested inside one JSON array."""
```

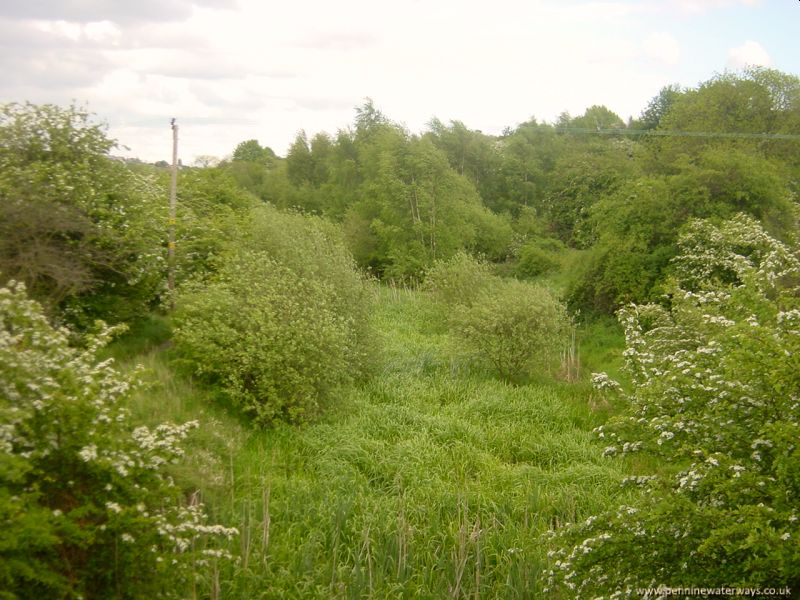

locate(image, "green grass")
[[111, 286, 633, 598]]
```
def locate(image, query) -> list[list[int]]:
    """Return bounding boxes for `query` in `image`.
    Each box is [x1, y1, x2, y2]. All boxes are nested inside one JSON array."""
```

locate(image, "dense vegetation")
[[1, 66, 799, 598]]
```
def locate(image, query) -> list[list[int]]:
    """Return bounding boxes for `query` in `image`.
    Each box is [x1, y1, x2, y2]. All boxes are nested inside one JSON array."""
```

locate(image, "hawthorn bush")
[[546, 214, 800, 596], [0, 281, 236, 599], [0, 103, 165, 326]]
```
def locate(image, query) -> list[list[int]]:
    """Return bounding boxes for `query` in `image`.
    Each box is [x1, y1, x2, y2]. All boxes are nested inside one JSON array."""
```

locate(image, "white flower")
[[78, 444, 98, 462], [781, 532, 791, 541]]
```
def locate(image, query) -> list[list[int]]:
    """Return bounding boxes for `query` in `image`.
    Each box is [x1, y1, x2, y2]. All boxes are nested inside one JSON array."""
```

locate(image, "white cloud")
[[1, 0, 784, 161], [84, 21, 121, 44], [727, 40, 771, 69], [643, 32, 681, 66]]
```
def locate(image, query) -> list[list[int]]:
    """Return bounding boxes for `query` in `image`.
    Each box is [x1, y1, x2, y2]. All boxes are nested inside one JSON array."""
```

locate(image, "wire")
[[554, 127, 800, 141]]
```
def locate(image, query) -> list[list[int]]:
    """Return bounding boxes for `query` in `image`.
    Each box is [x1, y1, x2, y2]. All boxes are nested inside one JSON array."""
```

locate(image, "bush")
[[0, 281, 236, 599], [173, 206, 374, 426], [453, 279, 570, 382], [0, 103, 165, 326], [173, 167, 258, 283], [422, 251, 498, 308], [546, 215, 800, 596], [516, 240, 561, 278]]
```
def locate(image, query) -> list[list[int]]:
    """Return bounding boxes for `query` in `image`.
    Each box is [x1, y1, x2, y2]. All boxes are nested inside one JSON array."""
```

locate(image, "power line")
[[554, 127, 800, 141]]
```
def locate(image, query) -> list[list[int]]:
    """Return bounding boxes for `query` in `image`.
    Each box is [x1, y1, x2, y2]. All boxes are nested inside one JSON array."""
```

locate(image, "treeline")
[[2, 67, 798, 328], [221, 66, 799, 313]]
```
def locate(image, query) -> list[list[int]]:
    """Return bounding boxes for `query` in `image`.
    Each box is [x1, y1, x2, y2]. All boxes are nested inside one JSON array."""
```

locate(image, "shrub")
[[0, 103, 165, 326], [545, 215, 800, 596], [516, 240, 561, 278], [173, 251, 365, 426], [0, 281, 236, 599], [422, 251, 498, 308], [172, 206, 374, 427], [453, 279, 570, 382], [173, 167, 258, 283]]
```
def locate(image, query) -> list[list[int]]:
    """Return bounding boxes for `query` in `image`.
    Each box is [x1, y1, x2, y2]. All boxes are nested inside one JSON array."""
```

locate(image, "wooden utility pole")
[[168, 118, 178, 305]]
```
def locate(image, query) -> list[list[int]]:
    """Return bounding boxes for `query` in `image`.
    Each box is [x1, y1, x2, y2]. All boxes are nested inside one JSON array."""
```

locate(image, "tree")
[[649, 70, 800, 166], [0, 102, 164, 325], [493, 119, 560, 215], [634, 83, 683, 130], [231, 139, 275, 164], [547, 215, 800, 596], [568, 142, 795, 314], [426, 119, 503, 205], [354, 98, 388, 139], [0, 281, 236, 598], [565, 105, 625, 131], [192, 155, 220, 168], [286, 131, 314, 186], [346, 129, 511, 278]]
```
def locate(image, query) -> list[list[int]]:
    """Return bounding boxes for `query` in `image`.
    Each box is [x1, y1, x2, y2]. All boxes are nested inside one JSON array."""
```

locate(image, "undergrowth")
[[110, 286, 633, 598]]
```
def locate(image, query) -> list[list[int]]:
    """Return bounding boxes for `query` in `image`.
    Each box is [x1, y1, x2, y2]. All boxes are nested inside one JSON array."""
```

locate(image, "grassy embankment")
[[106, 285, 634, 598]]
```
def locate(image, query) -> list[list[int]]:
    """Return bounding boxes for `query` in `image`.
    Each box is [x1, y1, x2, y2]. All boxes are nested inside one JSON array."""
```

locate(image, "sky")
[[1, 0, 797, 163]]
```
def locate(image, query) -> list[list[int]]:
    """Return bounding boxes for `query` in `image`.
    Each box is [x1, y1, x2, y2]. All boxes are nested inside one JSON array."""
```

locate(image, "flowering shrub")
[[0, 281, 237, 598], [0, 103, 166, 326], [546, 214, 800, 596]]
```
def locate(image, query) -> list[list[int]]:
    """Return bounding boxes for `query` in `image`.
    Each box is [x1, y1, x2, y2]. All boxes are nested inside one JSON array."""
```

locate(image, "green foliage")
[[194, 287, 630, 598], [231, 139, 275, 164], [453, 279, 570, 383], [242, 206, 375, 362], [563, 105, 626, 131], [423, 251, 498, 308], [493, 119, 562, 216], [568, 177, 681, 312], [173, 252, 359, 426], [0, 281, 236, 599], [516, 238, 563, 278], [546, 215, 800, 596], [425, 118, 503, 204], [540, 133, 640, 247], [346, 129, 509, 278], [569, 146, 796, 314], [651, 68, 800, 168], [173, 205, 374, 426], [633, 83, 683, 130], [173, 167, 257, 282], [0, 102, 165, 326], [423, 253, 571, 382]]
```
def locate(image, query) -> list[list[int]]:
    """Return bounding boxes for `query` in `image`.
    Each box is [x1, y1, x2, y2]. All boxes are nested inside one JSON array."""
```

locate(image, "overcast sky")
[[1, 0, 797, 162]]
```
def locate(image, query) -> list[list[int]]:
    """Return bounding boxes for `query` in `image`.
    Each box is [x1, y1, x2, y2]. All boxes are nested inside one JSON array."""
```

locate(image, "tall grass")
[[112, 286, 632, 598]]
